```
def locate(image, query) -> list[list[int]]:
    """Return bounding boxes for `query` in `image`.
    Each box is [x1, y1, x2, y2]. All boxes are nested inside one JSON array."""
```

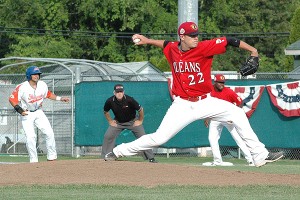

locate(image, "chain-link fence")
[[0, 73, 73, 157], [0, 57, 299, 162]]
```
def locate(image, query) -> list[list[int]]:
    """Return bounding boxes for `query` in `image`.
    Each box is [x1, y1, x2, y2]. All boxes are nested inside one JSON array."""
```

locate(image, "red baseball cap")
[[214, 74, 226, 83], [178, 22, 199, 36]]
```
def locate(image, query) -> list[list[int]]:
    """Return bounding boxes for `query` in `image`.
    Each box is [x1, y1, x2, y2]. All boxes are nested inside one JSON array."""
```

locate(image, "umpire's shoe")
[[265, 151, 284, 163], [149, 158, 158, 163], [104, 152, 117, 161]]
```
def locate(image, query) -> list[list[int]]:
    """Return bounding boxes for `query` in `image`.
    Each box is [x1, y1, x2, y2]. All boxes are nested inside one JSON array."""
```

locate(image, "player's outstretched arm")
[[48, 92, 70, 103], [239, 41, 258, 57], [59, 97, 70, 102], [238, 40, 259, 76], [132, 34, 164, 48]]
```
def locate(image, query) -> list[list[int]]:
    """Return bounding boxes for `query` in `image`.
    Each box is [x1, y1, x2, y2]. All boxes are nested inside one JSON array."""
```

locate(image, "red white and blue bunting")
[[266, 81, 300, 117], [227, 85, 265, 118]]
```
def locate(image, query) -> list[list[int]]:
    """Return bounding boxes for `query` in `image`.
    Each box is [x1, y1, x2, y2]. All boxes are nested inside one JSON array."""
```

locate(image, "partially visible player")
[[105, 21, 284, 167], [9, 66, 70, 163], [202, 74, 254, 167]]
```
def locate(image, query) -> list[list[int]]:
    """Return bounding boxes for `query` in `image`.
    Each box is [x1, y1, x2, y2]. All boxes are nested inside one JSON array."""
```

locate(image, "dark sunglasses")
[[187, 34, 199, 38]]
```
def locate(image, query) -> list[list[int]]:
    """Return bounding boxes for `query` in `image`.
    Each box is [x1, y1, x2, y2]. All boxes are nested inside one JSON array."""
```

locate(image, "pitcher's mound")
[[0, 159, 299, 187]]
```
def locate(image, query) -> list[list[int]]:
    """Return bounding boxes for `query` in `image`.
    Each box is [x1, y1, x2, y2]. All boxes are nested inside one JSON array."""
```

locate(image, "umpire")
[[102, 84, 157, 163]]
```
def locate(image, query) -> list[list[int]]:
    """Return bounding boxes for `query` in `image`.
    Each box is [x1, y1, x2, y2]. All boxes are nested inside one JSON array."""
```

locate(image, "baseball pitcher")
[[105, 22, 283, 167]]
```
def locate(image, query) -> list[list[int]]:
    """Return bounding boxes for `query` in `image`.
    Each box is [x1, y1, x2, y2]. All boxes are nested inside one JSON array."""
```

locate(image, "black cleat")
[[104, 152, 117, 161], [149, 158, 158, 163], [265, 151, 284, 163]]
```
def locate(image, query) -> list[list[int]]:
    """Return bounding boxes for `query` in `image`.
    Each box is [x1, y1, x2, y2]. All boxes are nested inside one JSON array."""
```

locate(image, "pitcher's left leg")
[[113, 97, 196, 158], [197, 97, 269, 166], [225, 107, 268, 165], [225, 123, 254, 164]]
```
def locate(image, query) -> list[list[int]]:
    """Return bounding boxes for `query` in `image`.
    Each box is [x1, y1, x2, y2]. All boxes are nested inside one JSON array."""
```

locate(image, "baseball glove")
[[239, 56, 259, 76]]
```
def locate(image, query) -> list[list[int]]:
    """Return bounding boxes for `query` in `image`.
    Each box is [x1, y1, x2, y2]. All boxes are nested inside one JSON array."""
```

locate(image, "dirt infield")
[[1, 159, 300, 187]]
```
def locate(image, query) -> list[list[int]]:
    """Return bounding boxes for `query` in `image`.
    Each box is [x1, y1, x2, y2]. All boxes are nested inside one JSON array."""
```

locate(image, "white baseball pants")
[[21, 110, 57, 163], [208, 120, 254, 164], [113, 95, 269, 165]]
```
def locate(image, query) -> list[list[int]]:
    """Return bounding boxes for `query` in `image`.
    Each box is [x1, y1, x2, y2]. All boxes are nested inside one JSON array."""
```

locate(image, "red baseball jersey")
[[163, 37, 227, 98], [211, 87, 243, 106]]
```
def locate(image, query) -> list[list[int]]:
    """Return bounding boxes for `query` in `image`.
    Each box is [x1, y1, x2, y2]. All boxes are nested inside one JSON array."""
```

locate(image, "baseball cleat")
[[104, 152, 117, 161], [265, 151, 284, 163], [149, 158, 158, 163], [255, 151, 284, 167], [248, 162, 255, 166], [255, 160, 267, 167]]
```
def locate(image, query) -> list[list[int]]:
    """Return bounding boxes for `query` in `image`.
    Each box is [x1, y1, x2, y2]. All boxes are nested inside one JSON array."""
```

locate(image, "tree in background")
[[0, 0, 299, 72], [289, 7, 300, 43], [0, 0, 71, 59], [199, 0, 299, 72], [284, 6, 300, 72]]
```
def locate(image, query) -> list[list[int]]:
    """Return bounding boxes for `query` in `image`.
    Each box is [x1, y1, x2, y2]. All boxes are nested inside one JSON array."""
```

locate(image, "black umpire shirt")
[[103, 95, 142, 123]]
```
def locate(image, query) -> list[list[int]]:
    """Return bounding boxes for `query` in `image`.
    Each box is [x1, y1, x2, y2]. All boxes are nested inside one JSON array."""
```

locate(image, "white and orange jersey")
[[9, 80, 53, 111]]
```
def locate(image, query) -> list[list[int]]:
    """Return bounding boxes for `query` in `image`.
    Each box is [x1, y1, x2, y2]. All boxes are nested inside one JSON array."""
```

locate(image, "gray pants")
[[102, 121, 154, 159]]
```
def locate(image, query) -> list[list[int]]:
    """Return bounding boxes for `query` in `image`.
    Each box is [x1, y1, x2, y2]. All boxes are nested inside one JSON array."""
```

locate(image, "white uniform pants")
[[113, 95, 269, 165], [208, 120, 254, 164], [21, 110, 57, 163]]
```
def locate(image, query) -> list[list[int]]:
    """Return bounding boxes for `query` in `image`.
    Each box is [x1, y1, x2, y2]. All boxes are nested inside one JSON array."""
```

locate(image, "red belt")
[[180, 94, 208, 102]]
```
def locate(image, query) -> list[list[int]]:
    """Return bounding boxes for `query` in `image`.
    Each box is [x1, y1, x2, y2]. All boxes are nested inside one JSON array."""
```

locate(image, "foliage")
[[0, 0, 300, 72], [7, 35, 72, 58], [199, 0, 299, 72], [286, 6, 300, 71], [289, 6, 300, 43]]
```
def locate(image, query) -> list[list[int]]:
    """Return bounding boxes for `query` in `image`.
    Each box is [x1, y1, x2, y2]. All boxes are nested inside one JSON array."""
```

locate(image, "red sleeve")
[[46, 90, 54, 98], [228, 89, 243, 106], [200, 37, 227, 57], [9, 85, 21, 104]]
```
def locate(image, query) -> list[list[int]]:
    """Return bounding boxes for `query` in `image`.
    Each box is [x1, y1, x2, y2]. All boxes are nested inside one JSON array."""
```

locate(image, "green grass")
[[0, 154, 78, 161], [1, 154, 300, 175], [0, 184, 299, 200], [1, 155, 300, 199]]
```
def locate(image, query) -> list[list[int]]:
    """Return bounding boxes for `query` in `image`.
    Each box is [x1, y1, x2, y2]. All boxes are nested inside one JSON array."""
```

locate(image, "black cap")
[[114, 84, 124, 92]]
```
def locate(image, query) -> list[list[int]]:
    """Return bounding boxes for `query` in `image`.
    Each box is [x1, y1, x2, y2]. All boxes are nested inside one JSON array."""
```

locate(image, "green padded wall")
[[75, 80, 300, 148]]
